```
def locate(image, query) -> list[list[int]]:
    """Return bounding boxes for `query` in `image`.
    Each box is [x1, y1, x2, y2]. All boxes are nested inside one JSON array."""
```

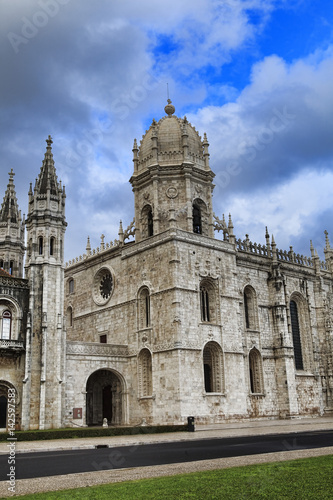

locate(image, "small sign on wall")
[[73, 408, 82, 419]]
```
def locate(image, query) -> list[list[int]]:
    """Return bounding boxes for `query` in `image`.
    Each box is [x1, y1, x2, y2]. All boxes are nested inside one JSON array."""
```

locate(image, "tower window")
[[38, 237, 43, 255], [141, 205, 154, 239], [0, 260, 3, 269], [138, 287, 150, 329], [243, 286, 258, 330], [201, 287, 210, 322], [1, 310, 12, 340], [9, 261, 14, 275], [290, 300, 303, 370], [147, 209, 153, 237], [199, 280, 217, 323], [193, 204, 202, 234], [50, 237, 55, 256]]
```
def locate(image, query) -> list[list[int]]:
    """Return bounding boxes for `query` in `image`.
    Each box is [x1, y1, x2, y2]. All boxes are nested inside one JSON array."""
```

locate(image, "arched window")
[[38, 236, 43, 255], [138, 348, 152, 397], [203, 342, 223, 393], [249, 348, 263, 394], [50, 237, 55, 256], [138, 287, 150, 329], [243, 286, 258, 330], [1, 310, 12, 340], [147, 209, 153, 237], [200, 280, 217, 323], [193, 204, 202, 234], [201, 286, 210, 322], [290, 300, 303, 370], [68, 278, 74, 294], [141, 205, 153, 239], [66, 306, 73, 328]]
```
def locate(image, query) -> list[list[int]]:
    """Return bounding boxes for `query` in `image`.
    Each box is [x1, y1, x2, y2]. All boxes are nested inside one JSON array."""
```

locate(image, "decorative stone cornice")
[[66, 341, 129, 357]]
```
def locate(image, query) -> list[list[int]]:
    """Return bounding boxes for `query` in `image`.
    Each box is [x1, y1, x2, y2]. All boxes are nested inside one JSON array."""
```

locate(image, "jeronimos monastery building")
[[1, 101, 333, 430]]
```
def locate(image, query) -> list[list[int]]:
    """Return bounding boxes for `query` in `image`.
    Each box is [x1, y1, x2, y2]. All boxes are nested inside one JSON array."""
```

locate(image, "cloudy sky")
[[1, 0, 332, 262]]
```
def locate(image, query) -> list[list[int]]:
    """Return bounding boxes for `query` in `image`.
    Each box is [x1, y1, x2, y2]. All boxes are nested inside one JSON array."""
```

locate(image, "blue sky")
[[1, 0, 333, 262]]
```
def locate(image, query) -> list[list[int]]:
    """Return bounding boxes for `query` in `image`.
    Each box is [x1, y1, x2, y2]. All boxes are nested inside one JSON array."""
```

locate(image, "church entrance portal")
[[86, 370, 123, 426]]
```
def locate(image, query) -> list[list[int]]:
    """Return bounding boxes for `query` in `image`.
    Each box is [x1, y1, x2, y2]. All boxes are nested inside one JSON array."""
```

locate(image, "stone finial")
[[228, 214, 234, 234], [265, 227, 271, 254], [324, 231, 333, 271], [86, 236, 91, 256], [228, 214, 235, 245], [324, 230, 330, 250], [118, 220, 124, 244], [203, 132, 210, 169], [271, 234, 277, 263], [313, 248, 321, 275], [310, 240, 314, 258], [132, 139, 139, 172], [164, 99, 175, 116], [100, 234, 105, 250], [46, 135, 53, 148]]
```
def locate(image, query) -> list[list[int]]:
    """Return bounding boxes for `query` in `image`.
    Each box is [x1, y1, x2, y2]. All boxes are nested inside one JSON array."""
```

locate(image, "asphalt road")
[[1, 430, 332, 481]]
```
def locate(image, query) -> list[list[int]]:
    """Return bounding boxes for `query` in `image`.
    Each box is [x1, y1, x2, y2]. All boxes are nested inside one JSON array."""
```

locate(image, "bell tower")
[[0, 169, 25, 277], [130, 101, 215, 242], [22, 136, 67, 430]]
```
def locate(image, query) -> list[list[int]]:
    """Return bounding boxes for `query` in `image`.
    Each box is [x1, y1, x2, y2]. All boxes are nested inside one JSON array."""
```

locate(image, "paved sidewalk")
[[0, 416, 332, 498]]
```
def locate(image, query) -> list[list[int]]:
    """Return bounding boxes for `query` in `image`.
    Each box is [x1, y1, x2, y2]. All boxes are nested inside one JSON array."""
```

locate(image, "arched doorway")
[[86, 370, 123, 426]]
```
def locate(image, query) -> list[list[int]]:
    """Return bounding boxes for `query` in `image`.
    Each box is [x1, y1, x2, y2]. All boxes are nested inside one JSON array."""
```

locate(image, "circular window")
[[93, 267, 114, 305]]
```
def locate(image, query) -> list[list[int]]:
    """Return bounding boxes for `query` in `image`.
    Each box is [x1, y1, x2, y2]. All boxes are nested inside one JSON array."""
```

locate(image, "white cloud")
[[226, 169, 333, 251], [186, 46, 333, 255]]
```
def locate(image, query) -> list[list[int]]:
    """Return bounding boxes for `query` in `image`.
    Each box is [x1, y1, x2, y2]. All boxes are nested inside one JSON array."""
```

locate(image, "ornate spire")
[[0, 169, 21, 225], [35, 135, 60, 195], [0, 169, 25, 277]]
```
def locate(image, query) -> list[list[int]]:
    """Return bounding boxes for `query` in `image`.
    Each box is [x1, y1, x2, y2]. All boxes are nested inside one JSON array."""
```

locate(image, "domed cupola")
[[130, 101, 215, 242], [136, 100, 210, 172]]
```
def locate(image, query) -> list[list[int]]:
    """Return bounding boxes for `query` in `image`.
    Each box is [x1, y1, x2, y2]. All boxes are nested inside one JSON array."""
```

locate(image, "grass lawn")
[[7, 455, 333, 499]]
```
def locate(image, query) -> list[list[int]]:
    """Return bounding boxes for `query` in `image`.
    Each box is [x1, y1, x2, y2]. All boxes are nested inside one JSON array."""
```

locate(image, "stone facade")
[[1, 102, 333, 430]]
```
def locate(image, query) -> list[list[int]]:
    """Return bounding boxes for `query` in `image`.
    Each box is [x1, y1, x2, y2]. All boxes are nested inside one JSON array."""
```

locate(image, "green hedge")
[[0, 424, 187, 442]]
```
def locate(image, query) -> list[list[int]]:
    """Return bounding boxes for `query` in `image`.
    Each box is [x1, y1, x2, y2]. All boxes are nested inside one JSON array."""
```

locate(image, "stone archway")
[[86, 370, 123, 426]]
